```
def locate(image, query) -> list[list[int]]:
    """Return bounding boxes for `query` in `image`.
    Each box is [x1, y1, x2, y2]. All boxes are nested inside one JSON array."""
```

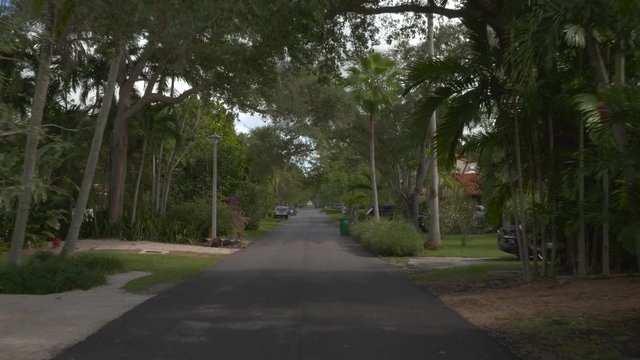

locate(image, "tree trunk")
[[602, 167, 610, 275], [369, 115, 380, 220], [109, 113, 129, 224], [151, 149, 156, 212], [8, 3, 55, 266], [131, 138, 147, 224], [577, 115, 587, 277], [548, 114, 558, 276], [425, 9, 441, 249], [411, 142, 427, 229], [155, 142, 164, 213], [514, 119, 532, 281], [160, 147, 178, 216], [62, 48, 123, 257]]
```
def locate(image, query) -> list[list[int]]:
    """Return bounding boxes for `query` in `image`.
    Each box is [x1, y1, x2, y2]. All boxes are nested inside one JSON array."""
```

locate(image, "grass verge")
[[1, 250, 223, 295], [87, 250, 223, 294], [408, 261, 521, 286], [245, 217, 286, 240], [420, 233, 511, 258]]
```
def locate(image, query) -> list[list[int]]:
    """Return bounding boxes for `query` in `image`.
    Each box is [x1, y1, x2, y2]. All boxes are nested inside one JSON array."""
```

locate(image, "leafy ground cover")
[[0, 252, 124, 294]]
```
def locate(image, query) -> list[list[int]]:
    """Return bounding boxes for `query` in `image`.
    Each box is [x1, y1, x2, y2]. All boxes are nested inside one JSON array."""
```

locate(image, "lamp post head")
[[211, 133, 221, 144]]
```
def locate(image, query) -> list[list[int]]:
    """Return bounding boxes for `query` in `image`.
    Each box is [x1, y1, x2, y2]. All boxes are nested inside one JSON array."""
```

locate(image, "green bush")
[[72, 252, 125, 274], [350, 219, 422, 256], [85, 199, 250, 243], [0, 252, 124, 294]]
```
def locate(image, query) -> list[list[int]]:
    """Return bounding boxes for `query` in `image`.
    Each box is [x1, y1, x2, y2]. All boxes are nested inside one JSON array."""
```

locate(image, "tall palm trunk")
[[109, 112, 129, 224], [411, 141, 427, 228], [369, 115, 380, 220], [8, 3, 55, 266], [514, 119, 532, 281], [425, 9, 441, 248], [62, 48, 123, 257], [548, 115, 558, 276], [130, 138, 147, 224], [531, 121, 547, 277], [160, 147, 179, 216], [577, 115, 587, 277]]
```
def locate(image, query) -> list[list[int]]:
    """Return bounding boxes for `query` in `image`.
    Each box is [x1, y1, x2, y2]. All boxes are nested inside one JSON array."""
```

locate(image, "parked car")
[[287, 207, 296, 216], [366, 205, 396, 219], [274, 206, 289, 219], [497, 225, 561, 260]]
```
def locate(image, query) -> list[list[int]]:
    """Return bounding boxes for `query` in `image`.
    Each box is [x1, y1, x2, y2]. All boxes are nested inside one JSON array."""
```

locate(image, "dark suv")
[[366, 205, 396, 219], [497, 225, 561, 259]]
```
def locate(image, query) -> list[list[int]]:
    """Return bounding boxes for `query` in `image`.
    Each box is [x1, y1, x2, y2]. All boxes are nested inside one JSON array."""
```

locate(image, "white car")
[[274, 206, 289, 219]]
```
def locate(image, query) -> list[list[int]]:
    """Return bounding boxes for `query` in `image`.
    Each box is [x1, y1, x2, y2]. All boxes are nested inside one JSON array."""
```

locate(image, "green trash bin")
[[339, 216, 351, 236]]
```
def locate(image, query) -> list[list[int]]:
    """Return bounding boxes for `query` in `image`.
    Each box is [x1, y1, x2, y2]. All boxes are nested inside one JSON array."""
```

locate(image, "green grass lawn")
[[409, 260, 521, 286], [72, 251, 223, 294], [245, 217, 286, 240], [420, 233, 511, 258]]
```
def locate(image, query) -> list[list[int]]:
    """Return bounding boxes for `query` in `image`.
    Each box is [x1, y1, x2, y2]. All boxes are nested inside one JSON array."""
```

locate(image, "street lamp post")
[[211, 134, 221, 243]]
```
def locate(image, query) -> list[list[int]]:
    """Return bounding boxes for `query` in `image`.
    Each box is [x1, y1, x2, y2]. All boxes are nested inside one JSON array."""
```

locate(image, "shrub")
[[238, 182, 273, 230], [0, 252, 124, 294], [350, 219, 422, 256], [85, 199, 251, 243], [73, 253, 125, 274]]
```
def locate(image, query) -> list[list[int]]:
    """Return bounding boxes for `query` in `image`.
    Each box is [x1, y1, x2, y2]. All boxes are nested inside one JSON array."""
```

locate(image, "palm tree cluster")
[[404, 0, 640, 279]]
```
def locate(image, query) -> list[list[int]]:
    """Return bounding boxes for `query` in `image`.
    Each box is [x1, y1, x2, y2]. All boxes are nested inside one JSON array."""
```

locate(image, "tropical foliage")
[[2, 0, 640, 281]]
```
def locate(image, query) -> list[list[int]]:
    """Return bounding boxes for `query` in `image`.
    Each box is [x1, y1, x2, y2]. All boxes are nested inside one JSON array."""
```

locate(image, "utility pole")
[[211, 134, 220, 242]]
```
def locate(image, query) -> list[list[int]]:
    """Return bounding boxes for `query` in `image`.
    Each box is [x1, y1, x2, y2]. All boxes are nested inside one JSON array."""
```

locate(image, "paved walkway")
[[54, 209, 515, 360]]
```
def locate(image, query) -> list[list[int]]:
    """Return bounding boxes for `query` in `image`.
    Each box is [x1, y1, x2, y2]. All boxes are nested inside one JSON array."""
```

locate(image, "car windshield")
[[276, 207, 287, 211]]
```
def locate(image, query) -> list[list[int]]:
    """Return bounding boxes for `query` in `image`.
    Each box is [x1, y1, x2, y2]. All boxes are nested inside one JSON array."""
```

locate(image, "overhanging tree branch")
[[146, 86, 202, 104], [341, 3, 466, 19], [124, 86, 202, 120]]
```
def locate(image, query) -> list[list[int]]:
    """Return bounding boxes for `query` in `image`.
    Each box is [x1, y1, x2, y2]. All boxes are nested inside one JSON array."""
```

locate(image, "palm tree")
[[346, 52, 400, 220], [61, 46, 123, 257], [9, 2, 60, 266], [404, 4, 536, 280]]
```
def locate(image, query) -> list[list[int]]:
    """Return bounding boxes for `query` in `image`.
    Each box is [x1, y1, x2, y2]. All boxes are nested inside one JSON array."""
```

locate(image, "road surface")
[[55, 209, 515, 360]]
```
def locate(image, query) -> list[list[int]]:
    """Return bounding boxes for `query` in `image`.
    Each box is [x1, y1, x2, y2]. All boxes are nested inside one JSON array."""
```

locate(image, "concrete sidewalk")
[[0, 272, 151, 360]]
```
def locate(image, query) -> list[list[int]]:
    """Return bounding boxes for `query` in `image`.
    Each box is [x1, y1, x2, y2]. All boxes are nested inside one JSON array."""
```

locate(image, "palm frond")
[[434, 87, 483, 168]]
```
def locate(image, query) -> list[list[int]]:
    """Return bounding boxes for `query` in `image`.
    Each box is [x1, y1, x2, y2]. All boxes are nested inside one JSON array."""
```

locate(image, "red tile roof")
[[454, 173, 481, 195]]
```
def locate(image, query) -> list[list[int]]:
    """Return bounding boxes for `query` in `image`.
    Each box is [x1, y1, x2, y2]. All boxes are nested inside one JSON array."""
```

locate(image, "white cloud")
[[235, 112, 270, 133]]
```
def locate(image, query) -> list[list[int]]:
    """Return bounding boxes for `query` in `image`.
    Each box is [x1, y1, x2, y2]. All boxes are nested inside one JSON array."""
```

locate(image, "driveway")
[[54, 209, 515, 360]]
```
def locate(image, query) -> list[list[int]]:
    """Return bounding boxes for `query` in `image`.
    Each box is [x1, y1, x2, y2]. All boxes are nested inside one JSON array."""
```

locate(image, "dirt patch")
[[437, 277, 640, 328], [421, 274, 640, 359]]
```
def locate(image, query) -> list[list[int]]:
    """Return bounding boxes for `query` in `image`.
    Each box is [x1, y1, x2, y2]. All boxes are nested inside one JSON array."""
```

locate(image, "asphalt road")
[[55, 209, 515, 360]]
